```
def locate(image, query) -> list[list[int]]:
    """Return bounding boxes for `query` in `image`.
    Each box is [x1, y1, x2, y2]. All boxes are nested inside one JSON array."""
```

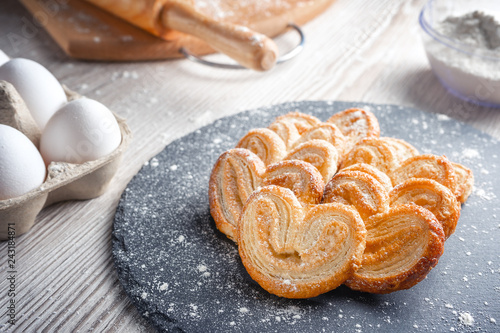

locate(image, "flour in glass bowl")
[[423, 11, 500, 106]]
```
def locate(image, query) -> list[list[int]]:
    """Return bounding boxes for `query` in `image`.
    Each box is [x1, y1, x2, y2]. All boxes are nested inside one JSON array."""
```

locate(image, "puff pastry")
[[238, 186, 366, 299], [383, 137, 419, 164], [210, 108, 474, 298], [390, 154, 457, 194], [322, 170, 389, 220], [452, 162, 474, 203], [342, 137, 399, 174], [345, 204, 445, 294], [327, 108, 380, 148], [271, 111, 322, 135], [262, 160, 324, 205], [292, 123, 348, 159], [268, 119, 301, 150], [209, 148, 266, 241], [389, 178, 460, 239], [286, 140, 339, 183], [236, 128, 287, 166], [341, 163, 393, 193]]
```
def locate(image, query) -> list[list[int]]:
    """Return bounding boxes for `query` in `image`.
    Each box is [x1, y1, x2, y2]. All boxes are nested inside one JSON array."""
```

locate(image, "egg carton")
[[0, 80, 132, 240]]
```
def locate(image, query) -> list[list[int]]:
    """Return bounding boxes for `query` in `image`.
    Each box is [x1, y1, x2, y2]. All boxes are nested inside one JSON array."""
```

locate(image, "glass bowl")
[[419, 0, 500, 108]]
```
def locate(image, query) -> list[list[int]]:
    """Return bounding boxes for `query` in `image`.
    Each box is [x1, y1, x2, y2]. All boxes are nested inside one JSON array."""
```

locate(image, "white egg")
[[0, 124, 46, 200], [0, 58, 67, 130], [0, 50, 9, 66], [40, 98, 122, 165]]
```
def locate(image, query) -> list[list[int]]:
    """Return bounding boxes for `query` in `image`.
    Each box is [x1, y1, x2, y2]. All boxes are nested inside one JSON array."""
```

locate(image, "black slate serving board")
[[113, 101, 500, 333]]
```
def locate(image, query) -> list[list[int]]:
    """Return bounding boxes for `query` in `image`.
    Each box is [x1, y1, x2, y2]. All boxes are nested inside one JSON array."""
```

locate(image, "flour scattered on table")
[[458, 312, 474, 326], [150, 158, 159, 168], [474, 188, 496, 201], [462, 148, 480, 159], [437, 114, 451, 121]]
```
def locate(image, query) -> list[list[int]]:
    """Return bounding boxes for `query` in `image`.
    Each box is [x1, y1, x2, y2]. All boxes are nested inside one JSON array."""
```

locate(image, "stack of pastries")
[[209, 108, 473, 299]]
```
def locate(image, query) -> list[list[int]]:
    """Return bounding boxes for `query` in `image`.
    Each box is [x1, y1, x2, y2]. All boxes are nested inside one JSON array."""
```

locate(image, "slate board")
[[113, 101, 500, 333]]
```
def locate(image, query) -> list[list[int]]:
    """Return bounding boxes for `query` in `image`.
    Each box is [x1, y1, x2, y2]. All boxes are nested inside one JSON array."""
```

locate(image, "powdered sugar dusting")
[[458, 312, 474, 326], [462, 148, 480, 159]]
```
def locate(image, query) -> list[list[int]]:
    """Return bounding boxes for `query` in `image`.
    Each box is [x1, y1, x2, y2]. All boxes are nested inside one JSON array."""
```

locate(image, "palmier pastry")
[[345, 204, 445, 294], [383, 137, 419, 164], [389, 178, 460, 239], [262, 160, 324, 205], [236, 128, 287, 166], [209, 148, 266, 242], [326, 108, 380, 149], [271, 111, 322, 135], [341, 163, 393, 193], [292, 123, 348, 159], [238, 186, 366, 299], [322, 170, 389, 220], [341, 137, 399, 174], [268, 120, 301, 150], [451, 162, 474, 203], [390, 154, 457, 194], [286, 140, 339, 183]]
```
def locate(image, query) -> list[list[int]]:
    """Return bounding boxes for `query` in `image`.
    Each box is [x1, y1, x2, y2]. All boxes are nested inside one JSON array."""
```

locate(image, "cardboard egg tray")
[[0, 80, 132, 240]]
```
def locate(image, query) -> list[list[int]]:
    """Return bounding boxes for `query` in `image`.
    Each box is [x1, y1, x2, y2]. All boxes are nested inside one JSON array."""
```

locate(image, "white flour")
[[424, 11, 500, 105], [438, 11, 500, 50]]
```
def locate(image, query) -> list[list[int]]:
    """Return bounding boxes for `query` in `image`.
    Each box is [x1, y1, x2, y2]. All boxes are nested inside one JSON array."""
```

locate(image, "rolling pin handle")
[[161, 1, 279, 71], [179, 24, 305, 70]]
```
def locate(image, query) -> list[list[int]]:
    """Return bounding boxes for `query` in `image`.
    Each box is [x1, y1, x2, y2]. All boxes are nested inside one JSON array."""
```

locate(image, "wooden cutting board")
[[18, 0, 335, 61]]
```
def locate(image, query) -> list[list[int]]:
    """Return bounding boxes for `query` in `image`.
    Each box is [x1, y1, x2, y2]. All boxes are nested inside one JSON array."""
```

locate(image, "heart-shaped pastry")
[[345, 204, 445, 294], [322, 170, 389, 220], [268, 119, 301, 150], [390, 154, 457, 195], [209, 148, 266, 242], [389, 178, 460, 239], [341, 163, 393, 193], [292, 123, 347, 158], [236, 128, 287, 166], [210, 150, 325, 241], [262, 160, 324, 205], [382, 137, 419, 164], [327, 108, 380, 148], [270, 111, 322, 135], [451, 162, 474, 203], [238, 186, 366, 298], [342, 137, 399, 174], [285, 139, 339, 183]]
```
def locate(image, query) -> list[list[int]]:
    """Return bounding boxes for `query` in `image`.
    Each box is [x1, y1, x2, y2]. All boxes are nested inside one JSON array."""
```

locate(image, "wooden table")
[[1, 0, 499, 331]]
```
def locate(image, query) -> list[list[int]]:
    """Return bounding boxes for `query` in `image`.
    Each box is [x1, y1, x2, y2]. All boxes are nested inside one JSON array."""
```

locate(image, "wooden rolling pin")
[[83, 0, 279, 71]]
